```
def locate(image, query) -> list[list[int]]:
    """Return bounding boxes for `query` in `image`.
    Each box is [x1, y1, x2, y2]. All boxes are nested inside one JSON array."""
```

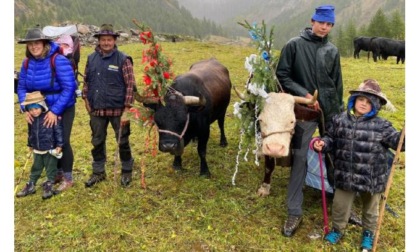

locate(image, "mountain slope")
[[177, 0, 405, 46], [14, 0, 225, 39]]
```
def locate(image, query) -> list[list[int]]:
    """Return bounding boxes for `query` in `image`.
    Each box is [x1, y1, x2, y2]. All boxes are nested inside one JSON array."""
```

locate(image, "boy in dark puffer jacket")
[[313, 79, 405, 251], [16, 91, 64, 200]]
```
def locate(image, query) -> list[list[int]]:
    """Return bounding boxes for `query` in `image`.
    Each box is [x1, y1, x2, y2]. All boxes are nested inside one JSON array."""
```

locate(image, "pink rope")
[[309, 137, 330, 234]]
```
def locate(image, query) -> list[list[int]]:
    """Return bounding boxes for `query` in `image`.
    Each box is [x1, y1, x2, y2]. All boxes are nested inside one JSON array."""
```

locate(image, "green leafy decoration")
[[232, 20, 281, 184], [234, 20, 280, 149]]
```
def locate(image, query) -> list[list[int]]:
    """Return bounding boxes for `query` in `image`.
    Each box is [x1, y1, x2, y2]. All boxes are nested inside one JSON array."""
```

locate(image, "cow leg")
[[257, 156, 276, 197], [353, 49, 358, 59], [217, 112, 228, 147], [197, 126, 211, 177], [172, 155, 183, 171]]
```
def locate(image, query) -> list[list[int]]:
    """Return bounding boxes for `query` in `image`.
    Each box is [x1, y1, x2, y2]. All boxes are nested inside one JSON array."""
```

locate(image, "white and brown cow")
[[234, 88, 318, 196]]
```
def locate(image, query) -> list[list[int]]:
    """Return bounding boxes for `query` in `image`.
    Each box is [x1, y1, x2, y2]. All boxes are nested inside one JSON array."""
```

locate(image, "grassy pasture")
[[14, 40, 405, 251]]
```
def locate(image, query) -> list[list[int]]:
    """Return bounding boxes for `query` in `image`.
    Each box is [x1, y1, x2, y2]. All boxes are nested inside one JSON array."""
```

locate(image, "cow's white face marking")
[[258, 93, 296, 158]]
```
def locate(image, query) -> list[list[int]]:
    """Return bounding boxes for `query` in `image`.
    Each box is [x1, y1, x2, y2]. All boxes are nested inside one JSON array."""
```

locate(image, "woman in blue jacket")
[[17, 27, 77, 192]]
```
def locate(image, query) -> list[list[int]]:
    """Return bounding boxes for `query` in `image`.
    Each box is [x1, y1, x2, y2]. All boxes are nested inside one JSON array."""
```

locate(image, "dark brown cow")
[[138, 58, 231, 177]]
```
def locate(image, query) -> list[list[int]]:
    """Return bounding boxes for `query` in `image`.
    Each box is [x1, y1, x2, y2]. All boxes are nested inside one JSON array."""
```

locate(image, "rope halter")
[[158, 113, 189, 140]]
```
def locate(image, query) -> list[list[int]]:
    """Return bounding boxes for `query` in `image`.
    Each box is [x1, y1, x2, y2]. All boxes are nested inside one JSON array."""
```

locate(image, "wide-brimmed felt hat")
[[21, 91, 49, 112], [349, 79, 388, 105], [18, 27, 52, 44], [312, 5, 335, 24], [21, 91, 45, 105], [93, 24, 120, 38]]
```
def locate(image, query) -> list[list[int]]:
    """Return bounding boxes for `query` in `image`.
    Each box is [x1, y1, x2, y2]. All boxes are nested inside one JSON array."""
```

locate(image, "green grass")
[[14, 40, 405, 251]]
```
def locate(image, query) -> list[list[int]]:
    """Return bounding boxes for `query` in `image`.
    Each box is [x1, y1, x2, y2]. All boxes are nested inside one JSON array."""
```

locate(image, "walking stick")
[[372, 124, 405, 252], [309, 137, 329, 234], [14, 152, 32, 194]]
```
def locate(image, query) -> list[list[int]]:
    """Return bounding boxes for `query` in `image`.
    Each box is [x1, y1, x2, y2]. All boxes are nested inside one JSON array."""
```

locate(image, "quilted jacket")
[[17, 42, 77, 115], [27, 112, 64, 151], [320, 94, 404, 193]]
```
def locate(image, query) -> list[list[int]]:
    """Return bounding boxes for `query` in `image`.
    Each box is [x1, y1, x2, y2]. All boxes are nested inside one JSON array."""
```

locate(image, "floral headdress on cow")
[[127, 19, 175, 188], [232, 20, 280, 184]]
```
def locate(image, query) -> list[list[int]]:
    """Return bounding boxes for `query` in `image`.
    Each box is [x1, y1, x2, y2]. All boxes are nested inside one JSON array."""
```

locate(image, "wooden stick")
[[14, 152, 32, 194], [372, 124, 405, 252]]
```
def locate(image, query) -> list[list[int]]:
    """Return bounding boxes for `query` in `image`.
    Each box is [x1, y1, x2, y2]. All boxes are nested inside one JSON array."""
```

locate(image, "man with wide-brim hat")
[[17, 27, 52, 44], [82, 23, 136, 188], [93, 24, 120, 38]]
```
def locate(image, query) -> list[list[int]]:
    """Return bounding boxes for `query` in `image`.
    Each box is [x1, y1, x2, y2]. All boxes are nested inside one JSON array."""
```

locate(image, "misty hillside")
[[14, 0, 405, 50], [177, 0, 405, 25], [14, 0, 226, 39], [177, 0, 405, 46]]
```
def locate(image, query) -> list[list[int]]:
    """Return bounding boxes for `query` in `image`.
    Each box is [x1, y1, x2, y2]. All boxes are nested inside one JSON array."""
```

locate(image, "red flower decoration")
[[139, 31, 152, 44], [133, 20, 174, 107], [149, 59, 157, 67], [129, 107, 141, 120], [143, 75, 152, 85]]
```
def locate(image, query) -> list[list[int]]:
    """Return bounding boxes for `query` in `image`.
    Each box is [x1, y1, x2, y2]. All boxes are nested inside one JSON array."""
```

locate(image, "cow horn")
[[233, 85, 246, 100], [294, 90, 318, 105], [134, 92, 160, 104], [184, 96, 206, 106]]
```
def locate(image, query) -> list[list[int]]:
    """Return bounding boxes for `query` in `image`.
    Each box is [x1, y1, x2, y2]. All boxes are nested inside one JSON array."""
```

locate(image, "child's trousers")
[[332, 188, 381, 232]]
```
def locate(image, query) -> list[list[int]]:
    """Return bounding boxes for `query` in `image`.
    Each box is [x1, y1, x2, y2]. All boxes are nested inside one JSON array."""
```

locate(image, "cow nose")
[[263, 143, 287, 158], [160, 142, 177, 152]]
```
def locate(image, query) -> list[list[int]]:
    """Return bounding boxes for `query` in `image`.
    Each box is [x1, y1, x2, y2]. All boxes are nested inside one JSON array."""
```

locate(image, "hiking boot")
[[324, 228, 343, 244], [121, 172, 132, 187], [282, 215, 303, 237], [42, 181, 54, 200], [361, 230, 374, 251], [56, 179, 73, 192], [85, 172, 106, 188], [16, 181, 36, 197]]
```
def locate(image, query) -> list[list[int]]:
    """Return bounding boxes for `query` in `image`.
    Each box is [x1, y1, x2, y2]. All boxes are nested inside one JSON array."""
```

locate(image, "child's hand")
[[56, 147, 62, 154], [313, 140, 325, 152]]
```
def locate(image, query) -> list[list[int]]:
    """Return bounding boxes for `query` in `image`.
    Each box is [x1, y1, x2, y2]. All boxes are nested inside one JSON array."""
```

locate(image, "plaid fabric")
[[306, 147, 334, 194]]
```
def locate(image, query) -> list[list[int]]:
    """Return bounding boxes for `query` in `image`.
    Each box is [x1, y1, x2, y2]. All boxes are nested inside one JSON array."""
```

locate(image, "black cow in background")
[[137, 58, 232, 177], [369, 37, 405, 64], [353, 36, 373, 59]]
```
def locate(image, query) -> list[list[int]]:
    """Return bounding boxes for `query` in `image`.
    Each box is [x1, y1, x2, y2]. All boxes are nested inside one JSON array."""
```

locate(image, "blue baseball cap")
[[312, 5, 335, 24]]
